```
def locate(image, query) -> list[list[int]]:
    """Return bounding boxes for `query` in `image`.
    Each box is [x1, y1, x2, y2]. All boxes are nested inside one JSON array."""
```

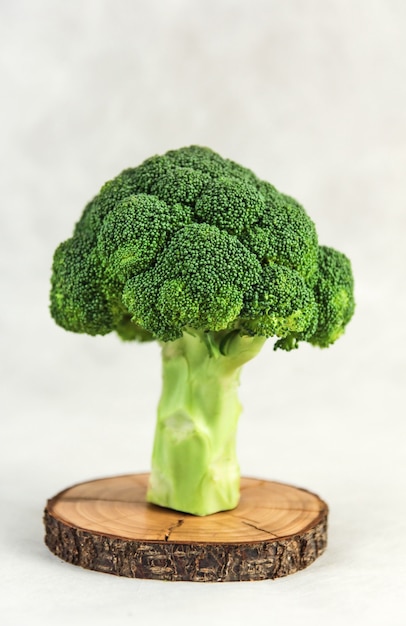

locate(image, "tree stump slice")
[[44, 473, 328, 582]]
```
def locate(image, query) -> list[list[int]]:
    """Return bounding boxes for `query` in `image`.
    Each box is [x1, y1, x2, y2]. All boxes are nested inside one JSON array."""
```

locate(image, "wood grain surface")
[[44, 473, 328, 581]]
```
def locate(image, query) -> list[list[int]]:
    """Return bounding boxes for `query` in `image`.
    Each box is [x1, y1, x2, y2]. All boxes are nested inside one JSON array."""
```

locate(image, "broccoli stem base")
[[147, 330, 266, 516]]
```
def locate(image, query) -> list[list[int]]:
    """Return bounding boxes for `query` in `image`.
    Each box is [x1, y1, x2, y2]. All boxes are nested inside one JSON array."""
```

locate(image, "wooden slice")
[[44, 473, 328, 582]]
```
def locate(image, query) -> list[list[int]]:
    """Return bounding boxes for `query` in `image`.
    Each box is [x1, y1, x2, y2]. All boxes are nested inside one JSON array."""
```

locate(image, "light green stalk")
[[147, 329, 266, 516]]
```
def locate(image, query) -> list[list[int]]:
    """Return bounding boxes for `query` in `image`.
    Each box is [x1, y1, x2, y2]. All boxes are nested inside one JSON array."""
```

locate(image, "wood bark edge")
[[43, 477, 328, 582]]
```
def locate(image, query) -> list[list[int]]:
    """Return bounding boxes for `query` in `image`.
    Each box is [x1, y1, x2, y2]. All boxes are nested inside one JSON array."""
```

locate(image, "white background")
[[1, 1, 405, 624]]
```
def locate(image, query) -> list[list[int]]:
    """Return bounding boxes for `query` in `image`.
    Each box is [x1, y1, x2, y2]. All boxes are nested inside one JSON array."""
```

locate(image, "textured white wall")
[[1, 1, 405, 624]]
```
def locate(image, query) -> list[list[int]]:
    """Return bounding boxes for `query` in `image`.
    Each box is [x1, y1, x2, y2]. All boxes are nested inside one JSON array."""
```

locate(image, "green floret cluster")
[[50, 145, 355, 350]]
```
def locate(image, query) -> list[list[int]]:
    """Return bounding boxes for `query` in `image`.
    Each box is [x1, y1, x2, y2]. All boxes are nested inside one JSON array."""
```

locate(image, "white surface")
[[1, 1, 405, 624]]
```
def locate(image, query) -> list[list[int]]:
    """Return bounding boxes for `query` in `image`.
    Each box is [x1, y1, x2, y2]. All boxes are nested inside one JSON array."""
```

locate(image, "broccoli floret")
[[50, 145, 355, 515], [310, 245, 355, 347], [241, 263, 318, 347], [123, 223, 262, 341]]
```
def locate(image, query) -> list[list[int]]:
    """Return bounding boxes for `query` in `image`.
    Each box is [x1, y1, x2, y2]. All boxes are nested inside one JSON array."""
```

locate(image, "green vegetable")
[[50, 145, 355, 516]]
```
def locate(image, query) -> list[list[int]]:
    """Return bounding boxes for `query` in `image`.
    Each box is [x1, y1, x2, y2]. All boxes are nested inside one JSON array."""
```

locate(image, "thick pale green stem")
[[147, 330, 265, 516]]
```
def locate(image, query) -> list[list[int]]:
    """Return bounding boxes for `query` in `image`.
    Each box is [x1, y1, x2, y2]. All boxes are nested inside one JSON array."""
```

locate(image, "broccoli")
[[50, 146, 355, 516]]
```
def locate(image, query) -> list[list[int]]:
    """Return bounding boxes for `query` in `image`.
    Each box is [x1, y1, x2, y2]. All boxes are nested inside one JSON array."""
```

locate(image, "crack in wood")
[[59, 497, 146, 504], [242, 521, 279, 538], [165, 518, 184, 541], [251, 506, 323, 513]]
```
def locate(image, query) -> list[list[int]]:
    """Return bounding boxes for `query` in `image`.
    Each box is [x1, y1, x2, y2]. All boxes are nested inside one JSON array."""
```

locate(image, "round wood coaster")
[[44, 473, 328, 582]]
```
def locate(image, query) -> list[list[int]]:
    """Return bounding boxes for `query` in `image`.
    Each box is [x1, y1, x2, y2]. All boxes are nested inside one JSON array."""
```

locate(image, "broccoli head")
[[51, 145, 354, 349], [50, 146, 355, 515]]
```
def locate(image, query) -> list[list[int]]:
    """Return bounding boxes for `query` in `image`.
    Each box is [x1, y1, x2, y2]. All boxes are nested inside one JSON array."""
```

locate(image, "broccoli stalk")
[[149, 330, 266, 515], [50, 145, 355, 516]]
